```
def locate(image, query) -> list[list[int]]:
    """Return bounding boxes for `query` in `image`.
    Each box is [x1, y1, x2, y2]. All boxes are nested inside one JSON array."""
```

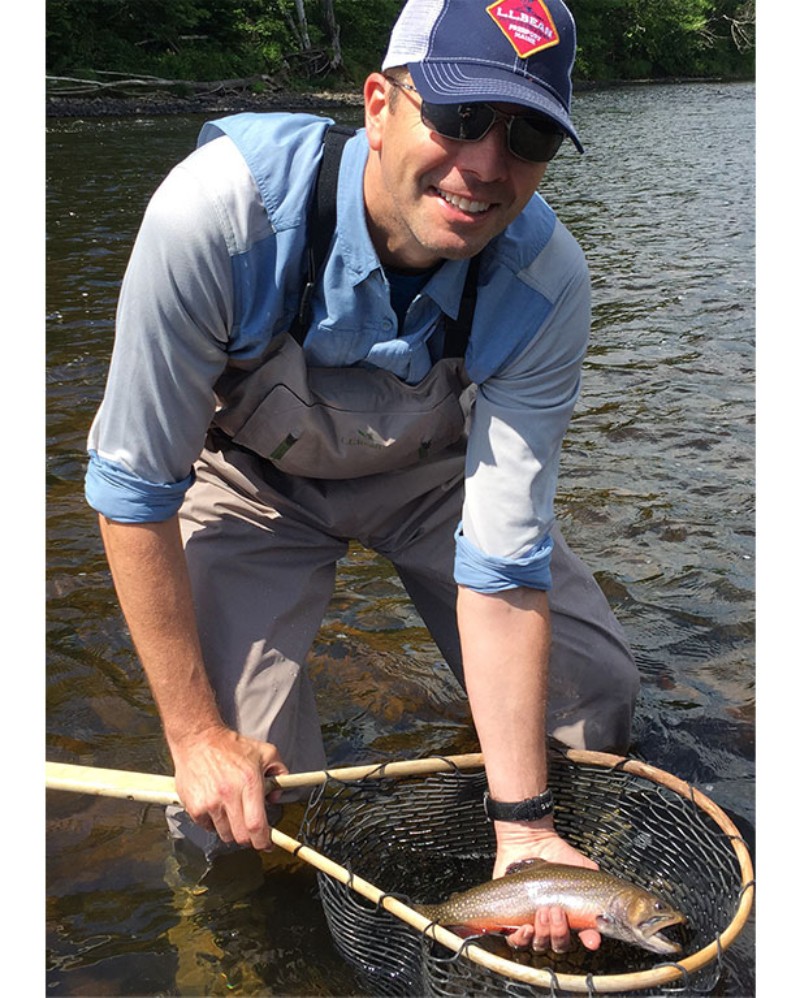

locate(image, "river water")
[[45, 82, 755, 996]]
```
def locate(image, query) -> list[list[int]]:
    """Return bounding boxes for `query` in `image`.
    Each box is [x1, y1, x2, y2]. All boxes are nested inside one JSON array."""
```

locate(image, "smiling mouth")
[[436, 188, 492, 214]]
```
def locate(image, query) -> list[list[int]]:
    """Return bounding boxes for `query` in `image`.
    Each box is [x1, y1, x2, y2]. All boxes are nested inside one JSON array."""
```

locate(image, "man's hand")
[[493, 822, 602, 954], [171, 724, 289, 852]]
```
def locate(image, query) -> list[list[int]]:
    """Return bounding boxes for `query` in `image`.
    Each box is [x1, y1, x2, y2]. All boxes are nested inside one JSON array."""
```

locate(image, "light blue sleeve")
[[84, 137, 253, 521], [454, 526, 554, 591], [456, 217, 591, 593], [85, 451, 194, 523]]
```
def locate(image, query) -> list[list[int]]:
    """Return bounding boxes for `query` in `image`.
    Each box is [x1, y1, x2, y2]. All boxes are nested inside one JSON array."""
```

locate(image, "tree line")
[[46, 0, 755, 97]]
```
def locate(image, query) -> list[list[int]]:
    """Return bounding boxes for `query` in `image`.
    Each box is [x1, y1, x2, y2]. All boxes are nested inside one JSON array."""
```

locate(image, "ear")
[[363, 72, 391, 152]]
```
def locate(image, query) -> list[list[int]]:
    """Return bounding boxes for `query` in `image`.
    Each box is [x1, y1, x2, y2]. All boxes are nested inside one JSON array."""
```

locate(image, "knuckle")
[[241, 768, 261, 793]]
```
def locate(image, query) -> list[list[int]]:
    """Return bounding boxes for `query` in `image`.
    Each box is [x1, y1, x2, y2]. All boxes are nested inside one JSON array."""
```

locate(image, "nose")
[[454, 120, 510, 181]]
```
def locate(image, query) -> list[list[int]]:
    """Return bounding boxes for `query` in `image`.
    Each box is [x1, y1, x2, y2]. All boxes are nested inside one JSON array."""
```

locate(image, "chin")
[[414, 224, 497, 262]]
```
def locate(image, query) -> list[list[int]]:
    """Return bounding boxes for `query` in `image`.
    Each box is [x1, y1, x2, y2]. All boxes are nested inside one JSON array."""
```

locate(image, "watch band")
[[483, 788, 555, 822]]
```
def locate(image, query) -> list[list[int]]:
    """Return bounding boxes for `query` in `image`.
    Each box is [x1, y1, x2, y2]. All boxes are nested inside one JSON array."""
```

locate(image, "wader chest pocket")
[[213, 337, 474, 479], [226, 364, 473, 479]]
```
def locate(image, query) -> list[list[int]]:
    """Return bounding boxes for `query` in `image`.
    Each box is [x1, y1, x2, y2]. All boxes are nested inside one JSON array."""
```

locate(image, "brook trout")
[[415, 858, 686, 955]]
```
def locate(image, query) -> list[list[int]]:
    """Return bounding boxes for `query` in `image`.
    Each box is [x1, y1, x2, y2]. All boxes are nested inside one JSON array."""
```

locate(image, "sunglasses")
[[384, 75, 565, 163]]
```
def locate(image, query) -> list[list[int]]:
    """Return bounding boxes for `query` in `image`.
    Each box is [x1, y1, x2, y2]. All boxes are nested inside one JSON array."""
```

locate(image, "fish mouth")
[[638, 912, 687, 955]]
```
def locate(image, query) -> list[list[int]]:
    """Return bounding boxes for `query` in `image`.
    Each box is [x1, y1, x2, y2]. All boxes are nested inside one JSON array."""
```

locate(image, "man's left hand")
[[493, 824, 602, 953]]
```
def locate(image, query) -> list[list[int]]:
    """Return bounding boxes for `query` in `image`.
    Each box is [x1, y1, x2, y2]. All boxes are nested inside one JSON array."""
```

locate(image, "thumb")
[[578, 928, 602, 950], [261, 747, 289, 802]]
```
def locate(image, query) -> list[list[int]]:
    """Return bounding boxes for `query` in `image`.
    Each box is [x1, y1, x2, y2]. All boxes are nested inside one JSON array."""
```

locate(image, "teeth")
[[438, 189, 491, 213]]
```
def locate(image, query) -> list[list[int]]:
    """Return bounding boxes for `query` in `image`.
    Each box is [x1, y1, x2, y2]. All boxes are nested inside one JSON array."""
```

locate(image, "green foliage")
[[334, 0, 404, 81], [570, 0, 754, 80], [46, 0, 754, 87], [47, 0, 265, 79]]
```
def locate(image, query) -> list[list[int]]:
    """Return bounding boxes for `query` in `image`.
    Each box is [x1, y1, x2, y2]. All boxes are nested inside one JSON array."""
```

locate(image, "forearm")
[[98, 514, 223, 753], [457, 584, 551, 803], [458, 583, 601, 963], [99, 514, 287, 848]]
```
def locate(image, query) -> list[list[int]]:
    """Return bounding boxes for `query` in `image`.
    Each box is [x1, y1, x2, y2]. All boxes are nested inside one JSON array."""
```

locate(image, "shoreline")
[[45, 76, 748, 120], [46, 89, 366, 119]]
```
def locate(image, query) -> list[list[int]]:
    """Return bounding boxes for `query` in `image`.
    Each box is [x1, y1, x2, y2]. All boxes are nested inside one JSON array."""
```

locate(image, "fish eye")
[[654, 901, 664, 911]]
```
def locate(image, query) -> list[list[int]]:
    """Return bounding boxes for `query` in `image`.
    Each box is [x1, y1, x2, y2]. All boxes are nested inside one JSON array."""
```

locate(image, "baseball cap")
[[382, 0, 583, 152]]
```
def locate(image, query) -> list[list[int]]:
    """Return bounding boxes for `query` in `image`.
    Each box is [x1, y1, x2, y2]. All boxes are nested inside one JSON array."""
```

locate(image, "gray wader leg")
[[167, 439, 349, 857], [545, 528, 640, 753], [379, 475, 639, 753]]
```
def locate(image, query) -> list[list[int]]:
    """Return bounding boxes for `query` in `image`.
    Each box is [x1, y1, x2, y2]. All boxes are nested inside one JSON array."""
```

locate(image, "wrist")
[[166, 717, 228, 758], [492, 815, 558, 856]]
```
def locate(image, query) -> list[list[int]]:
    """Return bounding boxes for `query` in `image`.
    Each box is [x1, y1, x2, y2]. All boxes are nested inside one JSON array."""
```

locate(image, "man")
[[85, 0, 639, 954]]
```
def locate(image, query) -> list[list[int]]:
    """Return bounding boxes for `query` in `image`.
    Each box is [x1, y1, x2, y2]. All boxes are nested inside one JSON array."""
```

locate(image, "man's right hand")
[[97, 517, 289, 851], [171, 725, 289, 852]]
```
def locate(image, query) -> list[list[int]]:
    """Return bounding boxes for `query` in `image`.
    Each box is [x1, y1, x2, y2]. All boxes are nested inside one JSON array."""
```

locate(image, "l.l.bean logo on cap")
[[486, 0, 560, 59]]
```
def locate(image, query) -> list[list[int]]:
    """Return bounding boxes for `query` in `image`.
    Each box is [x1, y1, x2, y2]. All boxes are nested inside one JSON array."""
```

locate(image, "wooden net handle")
[[44, 752, 485, 803]]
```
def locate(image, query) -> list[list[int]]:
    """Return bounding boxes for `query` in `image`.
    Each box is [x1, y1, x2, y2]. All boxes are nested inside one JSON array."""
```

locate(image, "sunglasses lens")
[[421, 100, 566, 163], [509, 119, 565, 162], [421, 101, 496, 142]]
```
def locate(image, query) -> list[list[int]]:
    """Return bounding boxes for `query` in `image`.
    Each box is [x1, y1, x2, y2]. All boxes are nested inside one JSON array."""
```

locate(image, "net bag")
[[299, 748, 753, 996]]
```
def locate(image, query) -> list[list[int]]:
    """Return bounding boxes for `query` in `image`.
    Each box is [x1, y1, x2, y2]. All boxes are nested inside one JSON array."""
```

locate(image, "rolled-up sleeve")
[[85, 139, 244, 522], [85, 451, 195, 523], [456, 217, 591, 593]]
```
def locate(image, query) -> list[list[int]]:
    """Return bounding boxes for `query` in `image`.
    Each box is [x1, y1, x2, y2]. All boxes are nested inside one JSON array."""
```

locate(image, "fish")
[[414, 858, 686, 955]]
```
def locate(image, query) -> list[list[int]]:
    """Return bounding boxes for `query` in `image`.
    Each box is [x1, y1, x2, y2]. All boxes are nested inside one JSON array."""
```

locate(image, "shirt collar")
[[336, 130, 382, 284], [421, 256, 472, 319]]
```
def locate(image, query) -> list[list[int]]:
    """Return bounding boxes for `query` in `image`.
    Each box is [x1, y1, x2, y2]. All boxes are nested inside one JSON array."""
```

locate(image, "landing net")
[[299, 748, 753, 996]]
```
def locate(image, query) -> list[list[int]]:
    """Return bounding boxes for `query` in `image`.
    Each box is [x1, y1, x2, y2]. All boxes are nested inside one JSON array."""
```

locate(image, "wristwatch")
[[483, 788, 555, 822]]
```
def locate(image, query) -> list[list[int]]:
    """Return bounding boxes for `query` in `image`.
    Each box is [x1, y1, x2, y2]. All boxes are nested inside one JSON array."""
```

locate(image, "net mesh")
[[299, 750, 752, 996]]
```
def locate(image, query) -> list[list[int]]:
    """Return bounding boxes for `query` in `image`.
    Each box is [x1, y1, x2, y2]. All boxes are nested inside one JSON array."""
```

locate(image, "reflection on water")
[[46, 83, 754, 995]]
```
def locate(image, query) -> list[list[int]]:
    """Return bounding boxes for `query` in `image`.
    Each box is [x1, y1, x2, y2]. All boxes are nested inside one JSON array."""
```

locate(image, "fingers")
[[174, 731, 287, 852], [192, 790, 271, 851], [534, 906, 571, 954], [491, 831, 603, 956], [211, 757, 277, 850], [506, 906, 593, 955], [505, 924, 534, 949], [240, 771, 272, 852], [578, 928, 602, 951], [207, 806, 235, 844]]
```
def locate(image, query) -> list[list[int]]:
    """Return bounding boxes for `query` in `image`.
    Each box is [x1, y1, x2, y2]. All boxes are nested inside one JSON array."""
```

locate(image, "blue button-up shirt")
[[86, 113, 591, 592]]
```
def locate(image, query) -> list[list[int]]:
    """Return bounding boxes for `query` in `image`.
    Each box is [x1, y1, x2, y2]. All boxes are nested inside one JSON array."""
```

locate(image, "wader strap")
[[291, 123, 356, 345], [290, 122, 481, 359], [442, 253, 481, 358]]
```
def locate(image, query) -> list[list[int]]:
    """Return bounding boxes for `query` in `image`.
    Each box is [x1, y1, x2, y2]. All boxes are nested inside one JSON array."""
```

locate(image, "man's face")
[[362, 72, 549, 270]]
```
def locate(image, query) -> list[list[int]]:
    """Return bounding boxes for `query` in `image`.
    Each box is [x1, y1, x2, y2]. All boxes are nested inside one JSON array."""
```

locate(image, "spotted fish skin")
[[415, 858, 686, 955]]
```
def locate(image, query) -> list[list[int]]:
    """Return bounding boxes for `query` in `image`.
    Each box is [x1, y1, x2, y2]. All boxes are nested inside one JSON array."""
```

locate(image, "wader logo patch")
[[486, 1, 560, 59]]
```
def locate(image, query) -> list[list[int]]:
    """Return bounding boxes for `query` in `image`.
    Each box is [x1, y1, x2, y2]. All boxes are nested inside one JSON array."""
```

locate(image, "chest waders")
[[211, 124, 480, 479], [171, 127, 639, 855]]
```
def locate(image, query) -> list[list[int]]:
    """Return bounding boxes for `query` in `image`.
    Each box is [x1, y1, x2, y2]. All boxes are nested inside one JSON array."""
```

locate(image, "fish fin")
[[503, 857, 549, 876], [451, 924, 488, 938]]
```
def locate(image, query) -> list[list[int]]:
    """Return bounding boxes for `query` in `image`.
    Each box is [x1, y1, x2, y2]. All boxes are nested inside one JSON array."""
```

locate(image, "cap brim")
[[407, 61, 583, 153]]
